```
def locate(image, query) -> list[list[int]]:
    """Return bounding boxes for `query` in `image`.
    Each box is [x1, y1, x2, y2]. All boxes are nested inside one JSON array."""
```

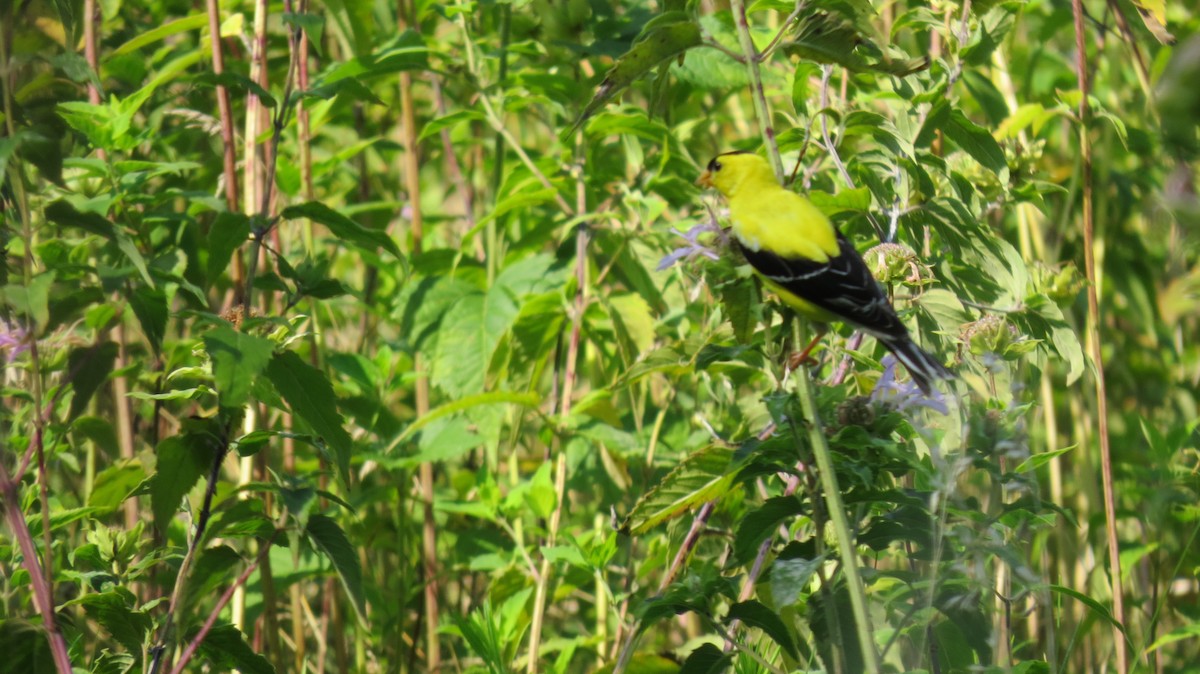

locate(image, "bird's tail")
[[881, 335, 953, 395]]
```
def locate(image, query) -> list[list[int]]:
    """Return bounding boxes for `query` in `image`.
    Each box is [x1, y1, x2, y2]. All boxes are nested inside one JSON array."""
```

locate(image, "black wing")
[[737, 230, 908, 340]]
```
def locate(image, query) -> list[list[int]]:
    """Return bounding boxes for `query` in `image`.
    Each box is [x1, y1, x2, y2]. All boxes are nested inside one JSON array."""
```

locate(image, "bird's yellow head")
[[697, 151, 778, 198]]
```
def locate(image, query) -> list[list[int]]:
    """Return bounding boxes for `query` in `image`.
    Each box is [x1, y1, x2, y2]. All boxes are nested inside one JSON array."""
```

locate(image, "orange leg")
[[787, 333, 824, 370]]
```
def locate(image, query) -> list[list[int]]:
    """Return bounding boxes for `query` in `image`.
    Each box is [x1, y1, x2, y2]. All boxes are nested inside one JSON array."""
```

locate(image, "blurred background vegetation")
[[1, 0, 1198, 672]]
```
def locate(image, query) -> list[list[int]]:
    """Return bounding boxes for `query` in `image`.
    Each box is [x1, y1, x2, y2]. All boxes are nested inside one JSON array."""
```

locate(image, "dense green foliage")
[[2, 0, 1198, 672]]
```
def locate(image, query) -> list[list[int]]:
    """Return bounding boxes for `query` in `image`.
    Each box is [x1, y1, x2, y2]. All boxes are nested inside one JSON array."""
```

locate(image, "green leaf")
[[1145, 622, 1200, 654], [203, 323, 276, 409], [569, 18, 702, 134], [431, 288, 520, 396], [1013, 445, 1075, 474], [189, 623, 275, 674], [281, 201, 402, 258], [623, 445, 740, 535], [3, 272, 54, 330], [678, 643, 730, 674], [726, 600, 799, 658], [300, 76, 385, 106], [65, 342, 118, 419], [390, 391, 540, 447], [75, 591, 152, 654], [150, 435, 217, 532], [732, 495, 805, 564], [88, 461, 145, 512], [0, 620, 56, 674], [183, 545, 242, 611], [128, 286, 167, 353], [265, 351, 353, 482], [112, 13, 207, 55], [1048, 584, 1127, 634], [306, 514, 367, 620], [205, 212, 252, 287], [770, 556, 824, 608], [418, 109, 485, 142], [193, 72, 277, 107], [943, 108, 1009, 178]]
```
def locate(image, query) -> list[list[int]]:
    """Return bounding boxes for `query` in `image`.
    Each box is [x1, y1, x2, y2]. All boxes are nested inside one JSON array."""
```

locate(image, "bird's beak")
[[696, 170, 714, 189]]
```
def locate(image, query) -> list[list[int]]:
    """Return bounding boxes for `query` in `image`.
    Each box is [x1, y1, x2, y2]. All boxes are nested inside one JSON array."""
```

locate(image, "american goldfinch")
[[697, 151, 951, 393]]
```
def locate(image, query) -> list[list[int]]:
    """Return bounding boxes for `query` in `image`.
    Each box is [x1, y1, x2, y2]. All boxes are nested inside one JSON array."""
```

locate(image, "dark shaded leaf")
[[205, 212, 252, 287], [128, 286, 167, 353], [307, 514, 366, 620], [203, 323, 275, 409], [726, 600, 799, 658], [66, 341, 119, 418], [265, 350, 353, 482], [189, 623, 275, 674]]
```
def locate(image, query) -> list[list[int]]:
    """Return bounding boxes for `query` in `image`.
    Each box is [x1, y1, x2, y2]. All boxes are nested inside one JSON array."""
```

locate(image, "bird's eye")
[[708, 159, 722, 172]]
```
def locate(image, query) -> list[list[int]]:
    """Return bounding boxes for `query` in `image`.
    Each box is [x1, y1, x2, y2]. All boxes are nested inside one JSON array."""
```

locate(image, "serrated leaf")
[[265, 351, 353, 482], [623, 445, 740, 535], [733, 495, 805, 564], [306, 514, 366, 620], [194, 72, 277, 107], [726, 600, 799, 658], [189, 623, 275, 674], [183, 545, 242, 610], [88, 461, 145, 512], [150, 435, 217, 532], [281, 201, 402, 258], [943, 108, 1009, 178], [203, 324, 275, 409], [0, 620, 56, 674], [75, 592, 152, 654], [770, 556, 824, 608], [569, 19, 702, 135]]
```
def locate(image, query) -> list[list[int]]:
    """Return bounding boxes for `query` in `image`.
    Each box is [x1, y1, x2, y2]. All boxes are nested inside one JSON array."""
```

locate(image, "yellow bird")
[[697, 151, 951, 393]]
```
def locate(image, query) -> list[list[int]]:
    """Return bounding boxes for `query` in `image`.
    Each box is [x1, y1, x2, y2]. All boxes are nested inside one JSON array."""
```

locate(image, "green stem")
[[1069, 0, 1127, 671], [728, 0, 784, 180], [728, 4, 880, 670], [792, 327, 881, 674]]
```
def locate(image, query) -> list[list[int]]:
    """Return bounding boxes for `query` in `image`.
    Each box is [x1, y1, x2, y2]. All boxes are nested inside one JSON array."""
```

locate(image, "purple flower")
[[0, 321, 31, 363], [870, 355, 950, 416], [656, 214, 726, 272]]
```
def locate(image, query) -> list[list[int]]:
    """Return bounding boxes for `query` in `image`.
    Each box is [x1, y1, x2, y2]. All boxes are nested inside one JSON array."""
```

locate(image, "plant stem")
[[398, 1, 439, 667], [793, 351, 881, 674], [729, 0, 784, 179], [169, 527, 283, 674], [1069, 0, 1126, 671], [728, 8, 880, 670], [613, 501, 717, 674]]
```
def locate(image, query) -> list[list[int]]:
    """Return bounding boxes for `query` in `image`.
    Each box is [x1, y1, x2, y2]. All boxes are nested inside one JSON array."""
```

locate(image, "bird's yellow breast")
[[728, 187, 839, 263]]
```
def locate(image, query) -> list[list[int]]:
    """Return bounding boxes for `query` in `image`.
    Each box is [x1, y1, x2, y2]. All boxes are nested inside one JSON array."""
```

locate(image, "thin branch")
[[1069, 0, 1127, 671], [0, 459, 73, 673], [817, 66, 886, 241], [612, 502, 717, 674], [758, 0, 807, 60], [729, 0, 784, 180], [148, 434, 231, 674], [168, 528, 284, 674]]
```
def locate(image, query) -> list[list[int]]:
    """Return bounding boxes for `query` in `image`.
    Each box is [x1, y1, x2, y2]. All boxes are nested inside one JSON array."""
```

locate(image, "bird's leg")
[[787, 331, 825, 370]]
